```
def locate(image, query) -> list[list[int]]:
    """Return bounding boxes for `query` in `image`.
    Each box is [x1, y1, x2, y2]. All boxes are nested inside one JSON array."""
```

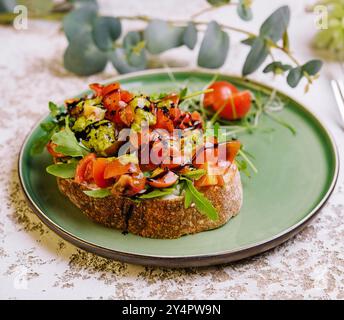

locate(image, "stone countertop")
[[0, 0, 343, 299]]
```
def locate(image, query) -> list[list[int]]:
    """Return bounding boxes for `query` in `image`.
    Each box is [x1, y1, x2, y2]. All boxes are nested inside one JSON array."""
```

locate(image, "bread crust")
[[57, 166, 242, 239]]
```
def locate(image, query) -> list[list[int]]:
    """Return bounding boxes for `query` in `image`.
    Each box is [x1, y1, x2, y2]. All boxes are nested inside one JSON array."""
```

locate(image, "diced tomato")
[[46, 141, 64, 158], [119, 105, 135, 126], [226, 140, 241, 163], [147, 170, 178, 188], [89, 83, 103, 97], [92, 158, 113, 188], [103, 90, 121, 111], [194, 162, 228, 188], [102, 83, 120, 97], [163, 94, 179, 106], [153, 109, 174, 133], [195, 173, 224, 188], [104, 159, 139, 179], [120, 90, 134, 103], [191, 111, 202, 122], [169, 107, 182, 121], [75, 153, 96, 184]]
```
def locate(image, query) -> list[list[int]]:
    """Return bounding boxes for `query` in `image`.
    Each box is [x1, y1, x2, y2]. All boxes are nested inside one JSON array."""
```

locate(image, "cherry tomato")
[[75, 153, 96, 183], [147, 170, 178, 188], [112, 173, 146, 196], [92, 158, 113, 188], [46, 141, 64, 158], [203, 81, 251, 120]]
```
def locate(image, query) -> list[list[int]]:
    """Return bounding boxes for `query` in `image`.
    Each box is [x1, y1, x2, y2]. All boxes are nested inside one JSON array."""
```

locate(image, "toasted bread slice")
[[57, 165, 242, 239]]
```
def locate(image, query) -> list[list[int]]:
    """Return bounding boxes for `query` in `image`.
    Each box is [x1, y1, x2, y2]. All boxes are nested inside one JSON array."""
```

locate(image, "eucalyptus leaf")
[[110, 48, 146, 74], [237, 0, 252, 21], [84, 189, 112, 198], [183, 22, 197, 49], [122, 31, 147, 70], [46, 161, 78, 179], [64, 29, 108, 76], [242, 37, 269, 76], [198, 21, 229, 69], [241, 37, 256, 46], [123, 31, 142, 54], [63, 6, 97, 42], [287, 66, 303, 88], [144, 19, 185, 54], [263, 61, 292, 74], [69, 0, 98, 10], [259, 5, 290, 42], [302, 59, 323, 76], [206, 0, 230, 6], [92, 16, 121, 51]]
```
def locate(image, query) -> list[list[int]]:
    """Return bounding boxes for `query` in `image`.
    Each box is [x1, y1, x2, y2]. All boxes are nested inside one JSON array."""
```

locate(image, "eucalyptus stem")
[[191, 2, 237, 19]]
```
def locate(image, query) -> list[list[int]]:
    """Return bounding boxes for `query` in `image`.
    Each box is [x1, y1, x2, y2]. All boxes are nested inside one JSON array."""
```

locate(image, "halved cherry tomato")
[[75, 153, 96, 183], [92, 158, 113, 188], [112, 173, 146, 196], [46, 141, 64, 158], [203, 81, 251, 120], [148, 170, 178, 188]]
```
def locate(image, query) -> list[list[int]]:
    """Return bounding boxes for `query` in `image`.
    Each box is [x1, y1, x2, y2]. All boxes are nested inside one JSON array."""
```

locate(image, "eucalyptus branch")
[[191, 2, 237, 19]]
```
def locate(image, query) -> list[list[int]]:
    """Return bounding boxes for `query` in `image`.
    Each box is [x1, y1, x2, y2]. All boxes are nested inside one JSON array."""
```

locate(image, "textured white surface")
[[0, 0, 343, 299]]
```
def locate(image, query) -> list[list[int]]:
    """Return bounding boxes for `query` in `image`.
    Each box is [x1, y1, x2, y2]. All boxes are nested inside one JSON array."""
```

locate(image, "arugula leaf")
[[179, 87, 188, 100], [49, 101, 60, 117], [46, 161, 78, 178], [84, 189, 112, 198], [31, 132, 55, 155], [184, 182, 192, 209], [40, 121, 56, 132], [139, 187, 175, 199], [182, 178, 218, 221], [181, 169, 206, 180], [51, 117, 89, 157]]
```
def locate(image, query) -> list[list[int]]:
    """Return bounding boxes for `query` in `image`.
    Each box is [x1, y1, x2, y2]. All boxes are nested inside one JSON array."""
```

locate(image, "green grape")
[[313, 0, 344, 60]]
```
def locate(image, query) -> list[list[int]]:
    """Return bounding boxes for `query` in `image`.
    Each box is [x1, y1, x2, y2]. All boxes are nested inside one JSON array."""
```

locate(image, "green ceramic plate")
[[19, 69, 339, 267]]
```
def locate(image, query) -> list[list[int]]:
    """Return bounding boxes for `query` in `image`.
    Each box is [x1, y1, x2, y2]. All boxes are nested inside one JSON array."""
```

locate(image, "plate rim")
[[18, 68, 340, 267]]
